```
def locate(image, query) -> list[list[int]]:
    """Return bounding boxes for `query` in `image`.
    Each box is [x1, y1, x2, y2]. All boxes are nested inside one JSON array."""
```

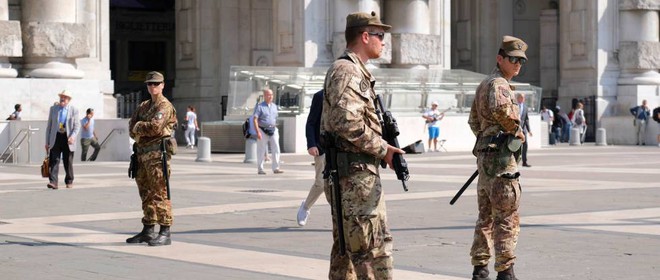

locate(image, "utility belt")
[[135, 137, 177, 155], [339, 152, 379, 166], [477, 131, 523, 177], [335, 152, 379, 178], [477, 147, 498, 153], [135, 143, 161, 154]]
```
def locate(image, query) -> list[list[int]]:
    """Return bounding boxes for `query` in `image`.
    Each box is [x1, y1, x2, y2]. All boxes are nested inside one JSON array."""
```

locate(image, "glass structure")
[[228, 66, 542, 117]]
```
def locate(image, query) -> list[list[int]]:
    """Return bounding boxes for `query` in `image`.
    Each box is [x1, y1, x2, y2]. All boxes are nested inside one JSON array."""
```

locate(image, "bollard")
[[243, 138, 257, 163], [195, 137, 212, 162], [569, 127, 581, 146], [596, 128, 607, 146]]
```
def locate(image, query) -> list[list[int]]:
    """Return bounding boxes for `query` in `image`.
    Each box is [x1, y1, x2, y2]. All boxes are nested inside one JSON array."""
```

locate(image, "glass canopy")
[[228, 66, 542, 117]]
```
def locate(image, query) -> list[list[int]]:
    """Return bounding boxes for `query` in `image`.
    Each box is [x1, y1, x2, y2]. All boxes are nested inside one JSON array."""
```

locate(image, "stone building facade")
[[1, 0, 658, 145]]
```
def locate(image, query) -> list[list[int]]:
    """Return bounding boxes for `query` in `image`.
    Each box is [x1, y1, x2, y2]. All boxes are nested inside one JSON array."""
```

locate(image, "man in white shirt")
[[422, 101, 445, 152], [540, 105, 554, 144]]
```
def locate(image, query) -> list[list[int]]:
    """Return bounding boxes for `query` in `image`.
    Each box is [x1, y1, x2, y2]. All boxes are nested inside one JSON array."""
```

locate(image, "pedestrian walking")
[[45, 90, 80, 189], [253, 89, 283, 175], [296, 90, 324, 226], [184, 105, 199, 148], [80, 108, 101, 161]]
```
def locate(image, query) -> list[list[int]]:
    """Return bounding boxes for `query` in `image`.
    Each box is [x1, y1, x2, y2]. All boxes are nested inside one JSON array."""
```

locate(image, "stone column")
[[76, 0, 111, 80], [540, 9, 559, 98], [21, 0, 90, 78], [617, 5, 660, 85], [331, 0, 391, 64], [385, 0, 440, 69], [0, 0, 22, 78], [617, 1, 660, 115]]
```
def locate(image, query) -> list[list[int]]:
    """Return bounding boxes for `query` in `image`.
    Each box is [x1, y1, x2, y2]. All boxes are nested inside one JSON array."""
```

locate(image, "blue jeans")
[[561, 123, 572, 142]]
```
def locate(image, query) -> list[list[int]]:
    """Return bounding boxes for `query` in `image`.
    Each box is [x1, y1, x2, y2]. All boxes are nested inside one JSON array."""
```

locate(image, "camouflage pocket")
[[346, 215, 381, 254], [482, 150, 515, 177], [166, 137, 177, 155]]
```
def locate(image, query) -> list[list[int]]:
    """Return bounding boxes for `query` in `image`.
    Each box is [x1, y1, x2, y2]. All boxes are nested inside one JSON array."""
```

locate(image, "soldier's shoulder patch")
[[347, 76, 362, 92], [359, 79, 369, 92], [497, 86, 511, 98]]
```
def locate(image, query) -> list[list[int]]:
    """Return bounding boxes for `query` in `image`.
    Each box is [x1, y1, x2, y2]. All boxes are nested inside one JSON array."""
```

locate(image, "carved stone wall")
[[0, 21, 21, 57], [273, 0, 303, 66], [391, 33, 441, 65], [619, 41, 660, 70], [176, 0, 198, 70]]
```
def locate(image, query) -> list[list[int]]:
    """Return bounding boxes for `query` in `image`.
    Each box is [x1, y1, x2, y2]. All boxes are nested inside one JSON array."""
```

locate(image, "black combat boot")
[[148, 225, 171, 246], [472, 265, 490, 280], [126, 224, 156, 244], [496, 265, 517, 280]]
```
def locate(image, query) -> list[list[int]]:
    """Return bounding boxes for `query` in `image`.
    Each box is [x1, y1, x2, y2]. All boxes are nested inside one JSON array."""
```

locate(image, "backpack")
[[574, 110, 584, 125], [653, 107, 660, 123], [242, 118, 251, 139]]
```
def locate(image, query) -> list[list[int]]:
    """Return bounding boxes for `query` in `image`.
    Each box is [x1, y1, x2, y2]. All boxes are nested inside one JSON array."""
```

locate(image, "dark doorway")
[[110, 0, 175, 117]]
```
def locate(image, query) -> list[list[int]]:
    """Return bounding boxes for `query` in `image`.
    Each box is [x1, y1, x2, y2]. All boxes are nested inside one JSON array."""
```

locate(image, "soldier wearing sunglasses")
[[127, 71, 177, 246], [321, 11, 404, 280], [467, 35, 528, 280]]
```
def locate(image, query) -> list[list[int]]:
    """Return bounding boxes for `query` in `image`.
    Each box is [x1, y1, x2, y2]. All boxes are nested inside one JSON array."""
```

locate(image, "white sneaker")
[[296, 200, 310, 226]]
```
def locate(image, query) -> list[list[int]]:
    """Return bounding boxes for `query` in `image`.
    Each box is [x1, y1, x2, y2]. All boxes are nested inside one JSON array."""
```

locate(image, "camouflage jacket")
[[321, 50, 388, 160], [129, 95, 177, 148], [468, 68, 521, 152]]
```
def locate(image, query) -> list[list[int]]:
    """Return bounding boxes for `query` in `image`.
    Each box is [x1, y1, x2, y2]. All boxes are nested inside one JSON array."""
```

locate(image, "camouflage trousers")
[[324, 167, 393, 280], [470, 151, 521, 272], [135, 151, 172, 226]]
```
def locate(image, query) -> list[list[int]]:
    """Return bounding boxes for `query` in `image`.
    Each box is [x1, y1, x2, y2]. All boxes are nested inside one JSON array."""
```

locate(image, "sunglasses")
[[147, 82, 162, 86], [366, 32, 385, 41], [504, 56, 527, 65]]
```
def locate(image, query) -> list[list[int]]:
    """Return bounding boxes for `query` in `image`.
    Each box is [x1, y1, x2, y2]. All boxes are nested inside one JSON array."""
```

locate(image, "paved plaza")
[[1, 144, 659, 279]]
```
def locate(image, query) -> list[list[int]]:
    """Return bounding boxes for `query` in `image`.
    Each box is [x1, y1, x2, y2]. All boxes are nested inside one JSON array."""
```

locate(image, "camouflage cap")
[[346, 11, 391, 31], [500, 35, 528, 59], [144, 71, 164, 83]]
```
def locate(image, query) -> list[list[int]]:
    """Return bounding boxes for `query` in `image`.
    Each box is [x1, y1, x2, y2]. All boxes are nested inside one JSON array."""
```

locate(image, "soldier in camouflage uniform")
[[126, 71, 177, 247], [467, 36, 528, 280], [321, 11, 404, 280]]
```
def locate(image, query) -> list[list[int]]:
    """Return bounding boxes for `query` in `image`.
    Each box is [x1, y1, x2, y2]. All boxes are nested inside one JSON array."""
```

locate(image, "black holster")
[[128, 144, 138, 179]]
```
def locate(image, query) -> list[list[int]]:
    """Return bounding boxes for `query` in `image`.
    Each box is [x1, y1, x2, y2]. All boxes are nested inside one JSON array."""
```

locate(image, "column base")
[[27, 61, 84, 79], [0, 68, 18, 78], [618, 71, 660, 85]]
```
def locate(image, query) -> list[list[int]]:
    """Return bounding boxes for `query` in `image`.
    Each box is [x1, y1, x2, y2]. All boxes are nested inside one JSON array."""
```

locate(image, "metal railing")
[[0, 126, 39, 164], [99, 128, 125, 150]]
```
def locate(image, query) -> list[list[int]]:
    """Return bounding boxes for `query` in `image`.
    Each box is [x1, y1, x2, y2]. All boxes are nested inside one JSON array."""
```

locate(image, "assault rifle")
[[322, 133, 346, 255], [374, 94, 410, 191], [449, 170, 478, 205]]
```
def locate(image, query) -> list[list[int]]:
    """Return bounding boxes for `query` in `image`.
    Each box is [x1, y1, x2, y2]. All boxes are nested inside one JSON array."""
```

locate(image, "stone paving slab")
[[1, 144, 660, 279]]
